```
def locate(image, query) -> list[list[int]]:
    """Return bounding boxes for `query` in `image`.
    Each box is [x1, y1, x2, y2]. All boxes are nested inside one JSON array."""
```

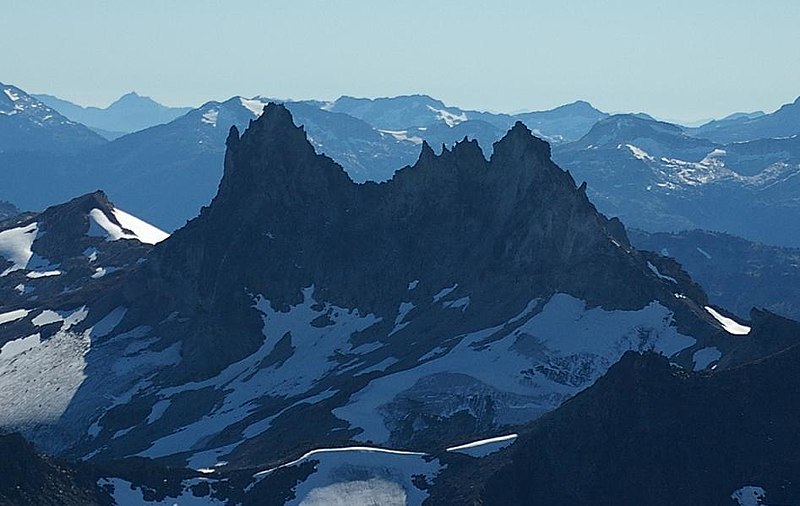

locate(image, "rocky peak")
[[148, 102, 702, 328]]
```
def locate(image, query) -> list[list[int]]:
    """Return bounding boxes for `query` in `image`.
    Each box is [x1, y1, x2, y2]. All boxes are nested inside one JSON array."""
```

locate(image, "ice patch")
[[446, 433, 518, 457], [705, 306, 751, 335], [407, 280, 419, 290], [692, 347, 722, 371]]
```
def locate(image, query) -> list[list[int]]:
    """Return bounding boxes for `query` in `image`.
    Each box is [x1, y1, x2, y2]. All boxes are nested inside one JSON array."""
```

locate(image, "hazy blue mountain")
[[325, 94, 608, 145], [689, 96, 800, 143], [514, 100, 609, 142], [630, 229, 800, 320], [0, 82, 107, 154], [554, 114, 800, 247], [34, 91, 193, 137]]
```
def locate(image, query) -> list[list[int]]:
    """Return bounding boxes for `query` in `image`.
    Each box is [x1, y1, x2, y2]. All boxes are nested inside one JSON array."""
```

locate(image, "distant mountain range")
[[34, 91, 192, 139], [553, 113, 800, 246], [3, 80, 800, 248]]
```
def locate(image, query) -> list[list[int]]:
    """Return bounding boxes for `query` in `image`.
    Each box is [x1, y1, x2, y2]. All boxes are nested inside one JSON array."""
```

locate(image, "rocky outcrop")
[[430, 332, 800, 505]]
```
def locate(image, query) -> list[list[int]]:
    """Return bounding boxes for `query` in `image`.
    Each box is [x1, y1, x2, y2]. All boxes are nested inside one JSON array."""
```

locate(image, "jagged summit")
[[148, 102, 705, 329]]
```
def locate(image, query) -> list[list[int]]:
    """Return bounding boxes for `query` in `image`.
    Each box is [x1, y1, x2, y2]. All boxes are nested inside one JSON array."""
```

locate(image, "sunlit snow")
[[446, 433, 518, 457], [705, 306, 751, 335]]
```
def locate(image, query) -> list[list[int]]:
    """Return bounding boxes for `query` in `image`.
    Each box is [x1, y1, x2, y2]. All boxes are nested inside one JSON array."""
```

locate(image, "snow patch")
[[335, 293, 695, 443], [426, 105, 467, 127], [99, 477, 225, 506], [201, 108, 218, 127], [0, 223, 38, 276], [3, 89, 20, 101], [647, 261, 678, 283], [443, 296, 470, 312], [626, 144, 654, 162], [0, 308, 29, 325], [705, 306, 751, 335], [26, 270, 62, 278], [240, 97, 268, 117], [88, 208, 168, 245], [692, 347, 722, 371], [379, 129, 424, 145], [446, 433, 518, 457], [433, 284, 458, 303], [696, 247, 712, 259], [0, 333, 41, 359], [731, 486, 767, 506]]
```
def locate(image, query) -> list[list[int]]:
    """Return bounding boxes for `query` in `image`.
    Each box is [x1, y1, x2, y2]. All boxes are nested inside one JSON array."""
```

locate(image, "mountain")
[[34, 91, 193, 139], [325, 94, 608, 145], [514, 100, 609, 143], [429, 340, 800, 505], [630, 229, 800, 321], [2, 104, 785, 506], [0, 96, 420, 231], [553, 114, 800, 247], [0, 82, 107, 154], [690, 96, 800, 143]]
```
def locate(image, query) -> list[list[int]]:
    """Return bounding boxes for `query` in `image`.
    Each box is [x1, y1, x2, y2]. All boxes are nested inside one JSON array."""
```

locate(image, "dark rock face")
[[0, 433, 108, 506], [153, 104, 686, 312], [135, 104, 711, 378], [430, 334, 800, 506]]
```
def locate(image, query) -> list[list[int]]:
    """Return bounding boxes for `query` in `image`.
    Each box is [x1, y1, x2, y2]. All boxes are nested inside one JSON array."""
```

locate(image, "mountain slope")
[[0, 82, 107, 154], [429, 339, 800, 505]]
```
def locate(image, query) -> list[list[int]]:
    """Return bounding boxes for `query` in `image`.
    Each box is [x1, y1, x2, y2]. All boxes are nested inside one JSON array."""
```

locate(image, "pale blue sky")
[[3, 0, 799, 122]]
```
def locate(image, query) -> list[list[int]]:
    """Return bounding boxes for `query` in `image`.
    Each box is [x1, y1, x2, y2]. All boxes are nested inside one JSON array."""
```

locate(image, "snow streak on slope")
[[446, 434, 518, 457], [334, 293, 695, 443], [705, 306, 751, 335], [88, 208, 169, 245]]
